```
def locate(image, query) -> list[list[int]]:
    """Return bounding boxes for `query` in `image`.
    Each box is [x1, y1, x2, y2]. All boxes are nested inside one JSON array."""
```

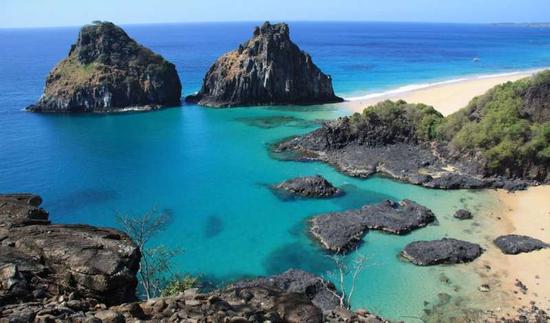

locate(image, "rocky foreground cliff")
[[0, 193, 385, 323], [274, 71, 550, 189], [186, 22, 343, 107], [27, 21, 182, 113]]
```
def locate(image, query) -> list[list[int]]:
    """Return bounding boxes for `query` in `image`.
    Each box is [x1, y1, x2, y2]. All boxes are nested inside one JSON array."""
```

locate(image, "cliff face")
[[27, 22, 182, 113], [186, 22, 343, 107]]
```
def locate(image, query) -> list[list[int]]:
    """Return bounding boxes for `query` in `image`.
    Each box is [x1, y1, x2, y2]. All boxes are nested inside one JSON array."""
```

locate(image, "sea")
[[1, 22, 549, 321]]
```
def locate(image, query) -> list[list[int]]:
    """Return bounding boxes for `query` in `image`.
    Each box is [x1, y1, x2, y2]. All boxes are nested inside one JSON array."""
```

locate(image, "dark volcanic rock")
[[454, 209, 473, 220], [231, 269, 340, 312], [27, 21, 181, 113], [273, 100, 535, 190], [0, 194, 140, 306], [401, 238, 483, 266], [186, 22, 342, 107], [310, 200, 435, 253], [494, 234, 549, 255], [274, 175, 342, 198]]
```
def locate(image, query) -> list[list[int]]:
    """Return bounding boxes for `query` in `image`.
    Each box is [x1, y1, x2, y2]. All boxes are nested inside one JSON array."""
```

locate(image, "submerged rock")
[[186, 22, 342, 107], [454, 209, 473, 220], [310, 199, 435, 253], [27, 21, 181, 113], [494, 234, 549, 255], [273, 175, 342, 198], [401, 238, 483, 266]]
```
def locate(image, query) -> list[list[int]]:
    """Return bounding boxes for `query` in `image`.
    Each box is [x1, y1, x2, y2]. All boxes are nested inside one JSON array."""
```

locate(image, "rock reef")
[[494, 234, 549, 255], [27, 21, 181, 113], [273, 175, 342, 198], [186, 22, 342, 107], [401, 238, 484, 266], [310, 199, 435, 253]]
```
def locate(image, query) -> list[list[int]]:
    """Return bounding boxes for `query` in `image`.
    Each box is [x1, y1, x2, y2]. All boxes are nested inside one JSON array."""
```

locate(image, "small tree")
[[323, 251, 367, 309], [116, 209, 181, 299]]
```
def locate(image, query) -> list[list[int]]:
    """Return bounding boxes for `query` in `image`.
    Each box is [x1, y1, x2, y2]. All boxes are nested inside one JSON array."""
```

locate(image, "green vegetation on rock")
[[437, 70, 550, 178]]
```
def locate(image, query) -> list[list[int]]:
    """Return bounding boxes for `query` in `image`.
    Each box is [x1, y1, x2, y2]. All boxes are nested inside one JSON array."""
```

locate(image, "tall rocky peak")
[[27, 21, 182, 113], [186, 21, 343, 107]]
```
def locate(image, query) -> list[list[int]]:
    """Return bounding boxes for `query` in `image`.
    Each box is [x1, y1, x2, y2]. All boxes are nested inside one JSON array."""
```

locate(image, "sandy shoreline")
[[490, 187, 550, 313], [340, 68, 548, 116]]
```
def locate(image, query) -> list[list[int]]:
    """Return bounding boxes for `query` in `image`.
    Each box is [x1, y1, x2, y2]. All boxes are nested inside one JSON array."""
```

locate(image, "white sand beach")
[[342, 68, 548, 116]]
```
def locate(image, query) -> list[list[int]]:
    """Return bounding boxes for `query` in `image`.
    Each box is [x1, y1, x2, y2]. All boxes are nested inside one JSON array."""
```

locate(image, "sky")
[[1, 0, 549, 28]]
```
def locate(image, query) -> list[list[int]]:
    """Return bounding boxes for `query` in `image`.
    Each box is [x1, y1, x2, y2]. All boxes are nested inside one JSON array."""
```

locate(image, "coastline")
[[340, 67, 549, 116]]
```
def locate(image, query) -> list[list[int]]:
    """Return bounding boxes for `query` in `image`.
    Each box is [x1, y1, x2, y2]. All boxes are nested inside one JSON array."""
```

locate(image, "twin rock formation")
[[28, 21, 340, 113]]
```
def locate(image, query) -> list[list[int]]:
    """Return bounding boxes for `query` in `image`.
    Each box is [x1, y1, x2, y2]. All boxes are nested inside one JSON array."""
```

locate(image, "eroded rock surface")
[[494, 234, 549, 255], [401, 238, 483, 266], [310, 200, 435, 253], [27, 21, 181, 113], [0, 193, 140, 307], [273, 175, 342, 198], [186, 22, 342, 107]]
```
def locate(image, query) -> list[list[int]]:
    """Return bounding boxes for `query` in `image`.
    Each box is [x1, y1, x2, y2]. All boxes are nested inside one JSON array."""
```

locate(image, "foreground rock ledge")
[[310, 199, 436, 253], [186, 21, 343, 107], [0, 193, 386, 322], [273, 175, 342, 198], [494, 234, 549, 255], [27, 21, 182, 113], [401, 238, 484, 266]]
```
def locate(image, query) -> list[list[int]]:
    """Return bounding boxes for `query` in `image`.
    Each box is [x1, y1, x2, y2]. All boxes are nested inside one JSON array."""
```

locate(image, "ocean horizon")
[[1, 21, 549, 321]]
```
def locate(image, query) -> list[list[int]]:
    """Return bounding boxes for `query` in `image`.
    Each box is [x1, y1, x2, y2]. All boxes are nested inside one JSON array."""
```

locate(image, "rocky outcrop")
[[401, 238, 484, 266], [27, 21, 181, 113], [310, 200, 435, 253], [186, 22, 342, 107], [0, 193, 140, 307], [232, 269, 339, 312], [494, 234, 549, 255], [273, 95, 543, 189], [273, 175, 342, 198], [453, 209, 473, 220]]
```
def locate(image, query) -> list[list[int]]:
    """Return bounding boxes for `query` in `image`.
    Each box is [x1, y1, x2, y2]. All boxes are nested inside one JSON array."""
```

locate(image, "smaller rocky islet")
[[273, 175, 342, 198], [400, 238, 484, 266], [309, 199, 436, 253], [494, 234, 549, 255]]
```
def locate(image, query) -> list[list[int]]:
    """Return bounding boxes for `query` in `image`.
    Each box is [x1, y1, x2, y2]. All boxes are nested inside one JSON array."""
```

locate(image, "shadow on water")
[[203, 214, 224, 239], [263, 242, 335, 276], [47, 188, 118, 213], [234, 115, 323, 129]]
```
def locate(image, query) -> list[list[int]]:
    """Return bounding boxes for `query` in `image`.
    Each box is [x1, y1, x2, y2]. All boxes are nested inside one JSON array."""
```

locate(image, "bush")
[[161, 275, 200, 297]]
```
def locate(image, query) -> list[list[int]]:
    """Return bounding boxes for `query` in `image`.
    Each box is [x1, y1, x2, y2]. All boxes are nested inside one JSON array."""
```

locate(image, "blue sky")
[[1, 0, 549, 28]]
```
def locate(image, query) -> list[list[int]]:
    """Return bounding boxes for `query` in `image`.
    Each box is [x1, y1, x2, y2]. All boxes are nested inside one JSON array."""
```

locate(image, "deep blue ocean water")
[[1, 22, 549, 320]]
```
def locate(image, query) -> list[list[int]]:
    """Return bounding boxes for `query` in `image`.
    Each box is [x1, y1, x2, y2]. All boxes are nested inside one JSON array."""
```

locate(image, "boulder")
[[453, 209, 473, 220], [186, 22, 342, 107], [401, 238, 484, 265], [273, 175, 342, 198], [494, 234, 549, 255], [310, 200, 435, 253], [27, 21, 181, 113]]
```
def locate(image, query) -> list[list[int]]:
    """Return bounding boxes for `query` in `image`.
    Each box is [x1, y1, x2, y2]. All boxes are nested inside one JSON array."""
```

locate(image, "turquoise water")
[[1, 22, 549, 320]]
